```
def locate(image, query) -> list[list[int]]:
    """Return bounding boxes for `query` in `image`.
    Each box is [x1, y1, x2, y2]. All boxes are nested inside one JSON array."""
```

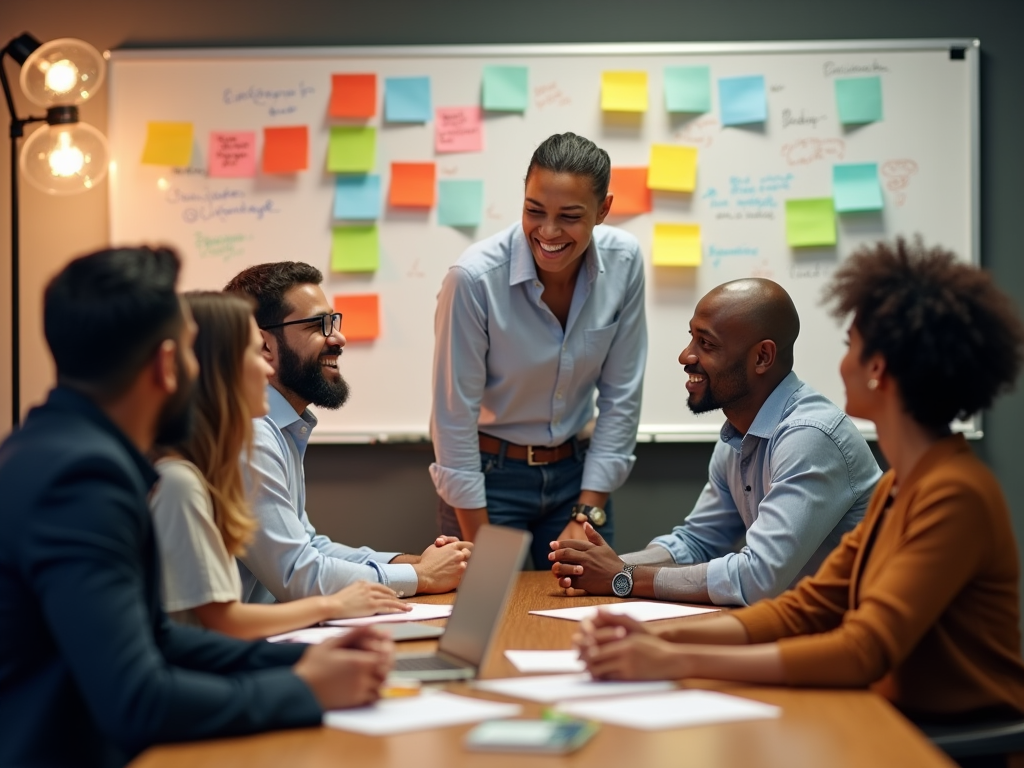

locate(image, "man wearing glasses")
[[226, 263, 472, 604]]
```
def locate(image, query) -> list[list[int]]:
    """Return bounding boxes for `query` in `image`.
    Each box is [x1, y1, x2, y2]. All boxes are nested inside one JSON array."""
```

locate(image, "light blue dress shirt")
[[633, 372, 881, 606], [238, 386, 418, 603], [430, 223, 647, 510]]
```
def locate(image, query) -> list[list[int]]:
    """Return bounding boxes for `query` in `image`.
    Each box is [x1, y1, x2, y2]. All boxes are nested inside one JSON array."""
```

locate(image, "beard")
[[686, 358, 749, 415], [154, 353, 198, 446], [276, 338, 350, 410]]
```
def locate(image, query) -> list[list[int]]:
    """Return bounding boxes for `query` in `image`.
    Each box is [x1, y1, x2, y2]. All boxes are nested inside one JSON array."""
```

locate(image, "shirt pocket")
[[583, 321, 620, 365]]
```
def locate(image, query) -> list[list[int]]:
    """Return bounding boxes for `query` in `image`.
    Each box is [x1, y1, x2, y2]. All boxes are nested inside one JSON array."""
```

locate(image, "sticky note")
[[330, 73, 376, 119], [385, 77, 432, 122], [208, 131, 256, 178], [141, 122, 193, 166], [389, 162, 436, 208], [331, 226, 379, 272], [435, 107, 483, 153], [785, 198, 836, 247], [601, 71, 648, 112], [608, 167, 652, 215], [832, 163, 883, 212], [835, 76, 883, 124], [664, 66, 711, 113], [438, 179, 484, 227], [647, 144, 698, 192], [328, 127, 375, 173], [262, 126, 308, 174], [333, 175, 381, 220], [653, 223, 702, 267], [333, 293, 380, 341], [482, 65, 528, 112], [718, 75, 767, 126]]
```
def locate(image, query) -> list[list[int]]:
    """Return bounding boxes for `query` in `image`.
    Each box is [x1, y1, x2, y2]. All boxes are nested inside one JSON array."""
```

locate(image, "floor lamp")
[[1, 33, 109, 428]]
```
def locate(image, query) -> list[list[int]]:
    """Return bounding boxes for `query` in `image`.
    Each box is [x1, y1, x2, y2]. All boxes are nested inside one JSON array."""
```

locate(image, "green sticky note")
[[331, 225, 379, 272], [835, 76, 883, 124], [438, 179, 484, 227], [664, 66, 711, 112], [785, 198, 836, 247], [833, 163, 883, 212], [328, 127, 376, 173], [482, 65, 528, 112]]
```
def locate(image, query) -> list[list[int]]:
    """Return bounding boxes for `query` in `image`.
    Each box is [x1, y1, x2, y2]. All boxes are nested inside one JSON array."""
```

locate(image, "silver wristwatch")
[[611, 564, 636, 598]]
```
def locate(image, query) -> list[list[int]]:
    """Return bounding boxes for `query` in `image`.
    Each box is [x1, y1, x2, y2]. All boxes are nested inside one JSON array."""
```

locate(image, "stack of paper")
[[325, 603, 452, 627], [555, 689, 781, 730], [473, 673, 674, 703], [324, 691, 521, 736], [529, 602, 718, 622], [503, 650, 586, 674]]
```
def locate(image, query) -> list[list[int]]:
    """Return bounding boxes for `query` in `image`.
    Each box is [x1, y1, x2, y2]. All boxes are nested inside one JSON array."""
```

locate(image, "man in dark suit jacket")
[[0, 247, 393, 768]]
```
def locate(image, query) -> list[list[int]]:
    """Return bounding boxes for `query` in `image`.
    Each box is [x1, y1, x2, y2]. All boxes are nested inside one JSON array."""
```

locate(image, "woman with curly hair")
[[577, 239, 1024, 736]]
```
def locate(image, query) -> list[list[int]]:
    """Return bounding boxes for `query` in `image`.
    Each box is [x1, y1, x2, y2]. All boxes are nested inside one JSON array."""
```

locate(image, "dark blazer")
[[0, 388, 322, 767]]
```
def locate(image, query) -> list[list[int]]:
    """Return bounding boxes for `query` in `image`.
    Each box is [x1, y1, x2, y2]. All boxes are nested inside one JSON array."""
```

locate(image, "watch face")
[[611, 571, 632, 598], [589, 508, 607, 526]]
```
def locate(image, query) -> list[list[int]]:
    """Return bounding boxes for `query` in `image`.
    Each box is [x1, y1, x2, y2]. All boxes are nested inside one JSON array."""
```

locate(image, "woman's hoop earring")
[[867, 379, 879, 391]]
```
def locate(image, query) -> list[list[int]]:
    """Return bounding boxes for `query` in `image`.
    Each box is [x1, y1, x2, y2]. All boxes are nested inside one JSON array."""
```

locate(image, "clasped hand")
[[574, 610, 678, 681], [548, 521, 623, 596]]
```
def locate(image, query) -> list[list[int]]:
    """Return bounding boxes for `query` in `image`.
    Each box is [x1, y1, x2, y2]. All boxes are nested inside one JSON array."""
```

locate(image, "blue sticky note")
[[718, 75, 767, 126], [333, 175, 381, 220], [835, 76, 883, 124], [437, 179, 484, 227], [482, 65, 529, 112], [664, 66, 711, 113], [385, 77, 432, 123], [833, 163, 883, 212]]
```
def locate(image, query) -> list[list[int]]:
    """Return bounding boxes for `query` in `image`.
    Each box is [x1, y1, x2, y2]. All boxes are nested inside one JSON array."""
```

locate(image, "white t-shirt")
[[150, 459, 242, 626]]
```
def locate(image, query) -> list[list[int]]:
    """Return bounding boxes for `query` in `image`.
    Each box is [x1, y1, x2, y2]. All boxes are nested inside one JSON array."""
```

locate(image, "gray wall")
[[1, 1, 1021, 592]]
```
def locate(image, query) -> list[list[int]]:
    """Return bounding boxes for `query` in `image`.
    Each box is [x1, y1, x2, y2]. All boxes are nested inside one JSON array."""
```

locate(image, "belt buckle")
[[526, 446, 549, 466]]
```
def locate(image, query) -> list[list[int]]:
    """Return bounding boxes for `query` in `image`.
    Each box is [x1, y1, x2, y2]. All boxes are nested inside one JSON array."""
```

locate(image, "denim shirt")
[[430, 222, 647, 509], [645, 372, 881, 606], [238, 386, 418, 602]]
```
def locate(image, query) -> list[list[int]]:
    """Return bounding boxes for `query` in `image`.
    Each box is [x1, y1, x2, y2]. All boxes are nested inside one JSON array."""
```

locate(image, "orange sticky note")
[[262, 126, 308, 173], [333, 293, 380, 341], [389, 162, 436, 207], [330, 74, 376, 118], [609, 167, 652, 215]]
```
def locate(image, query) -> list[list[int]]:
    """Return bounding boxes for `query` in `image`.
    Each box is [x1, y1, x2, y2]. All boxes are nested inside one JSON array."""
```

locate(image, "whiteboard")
[[107, 40, 980, 442]]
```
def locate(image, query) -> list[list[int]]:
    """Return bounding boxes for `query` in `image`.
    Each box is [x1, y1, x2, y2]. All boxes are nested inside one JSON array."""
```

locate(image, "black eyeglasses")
[[260, 312, 342, 337]]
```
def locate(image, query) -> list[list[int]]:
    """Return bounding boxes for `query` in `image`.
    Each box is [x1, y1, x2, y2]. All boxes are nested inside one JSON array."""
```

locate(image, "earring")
[[867, 379, 879, 390]]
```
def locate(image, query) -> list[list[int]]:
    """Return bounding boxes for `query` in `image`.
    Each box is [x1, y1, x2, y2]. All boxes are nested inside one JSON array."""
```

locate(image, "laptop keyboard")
[[395, 655, 466, 672]]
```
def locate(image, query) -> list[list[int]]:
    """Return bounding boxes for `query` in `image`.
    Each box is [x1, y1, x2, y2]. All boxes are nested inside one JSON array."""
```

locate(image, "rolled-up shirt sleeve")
[[430, 266, 490, 510]]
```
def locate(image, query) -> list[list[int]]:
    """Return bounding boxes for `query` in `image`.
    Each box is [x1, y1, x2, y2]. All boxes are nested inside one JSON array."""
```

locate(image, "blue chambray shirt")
[[648, 372, 881, 606], [430, 222, 647, 509], [238, 386, 418, 603]]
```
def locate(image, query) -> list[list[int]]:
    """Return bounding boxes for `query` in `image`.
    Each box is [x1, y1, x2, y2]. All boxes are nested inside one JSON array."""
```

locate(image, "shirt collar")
[[266, 384, 318, 431], [720, 370, 803, 444], [509, 223, 602, 287]]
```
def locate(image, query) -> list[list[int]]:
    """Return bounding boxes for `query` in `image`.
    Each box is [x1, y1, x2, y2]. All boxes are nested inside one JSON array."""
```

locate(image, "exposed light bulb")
[[48, 132, 85, 177], [43, 59, 79, 95]]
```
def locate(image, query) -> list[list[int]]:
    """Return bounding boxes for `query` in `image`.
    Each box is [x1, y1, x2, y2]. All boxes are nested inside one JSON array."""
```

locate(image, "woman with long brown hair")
[[150, 291, 408, 638]]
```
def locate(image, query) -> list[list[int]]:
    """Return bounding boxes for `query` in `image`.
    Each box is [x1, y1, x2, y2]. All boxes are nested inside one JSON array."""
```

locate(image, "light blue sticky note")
[[482, 65, 529, 112], [333, 174, 381, 220], [833, 163, 883, 212], [664, 66, 711, 112], [835, 76, 883, 124], [718, 75, 767, 126], [384, 77, 432, 123], [437, 179, 484, 227]]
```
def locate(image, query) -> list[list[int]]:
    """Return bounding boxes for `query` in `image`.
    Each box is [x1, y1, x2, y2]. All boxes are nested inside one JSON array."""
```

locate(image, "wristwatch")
[[611, 564, 637, 598], [570, 503, 607, 527]]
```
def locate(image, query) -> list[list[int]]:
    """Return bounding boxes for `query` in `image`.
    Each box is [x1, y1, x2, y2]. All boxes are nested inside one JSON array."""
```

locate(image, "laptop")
[[392, 525, 531, 681]]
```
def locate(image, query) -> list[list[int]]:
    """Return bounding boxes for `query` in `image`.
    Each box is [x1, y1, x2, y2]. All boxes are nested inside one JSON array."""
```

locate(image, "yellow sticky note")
[[653, 223, 702, 267], [141, 122, 193, 166], [648, 144, 697, 192], [601, 71, 648, 112]]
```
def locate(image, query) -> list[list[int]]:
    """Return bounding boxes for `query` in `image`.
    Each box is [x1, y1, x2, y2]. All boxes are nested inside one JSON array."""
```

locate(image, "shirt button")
[[397, 590, 405, 597], [556, 391, 563, 399], [300, 426, 308, 434], [534, 281, 541, 288]]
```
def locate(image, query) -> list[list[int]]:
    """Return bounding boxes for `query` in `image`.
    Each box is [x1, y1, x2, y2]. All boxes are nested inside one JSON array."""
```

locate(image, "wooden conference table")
[[132, 572, 955, 768]]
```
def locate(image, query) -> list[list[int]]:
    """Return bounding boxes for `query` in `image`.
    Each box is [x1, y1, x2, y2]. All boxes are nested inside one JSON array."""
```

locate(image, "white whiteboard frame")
[[109, 39, 982, 443]]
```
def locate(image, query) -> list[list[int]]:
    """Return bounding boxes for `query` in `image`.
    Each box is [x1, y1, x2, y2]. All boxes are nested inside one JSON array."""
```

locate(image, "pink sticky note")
[[435, 106, 483, 154], [208, 131, 257, 178]]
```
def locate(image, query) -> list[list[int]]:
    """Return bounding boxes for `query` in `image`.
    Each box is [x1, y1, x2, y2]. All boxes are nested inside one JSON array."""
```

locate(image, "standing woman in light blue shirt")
[[431, 132, 648, 567]]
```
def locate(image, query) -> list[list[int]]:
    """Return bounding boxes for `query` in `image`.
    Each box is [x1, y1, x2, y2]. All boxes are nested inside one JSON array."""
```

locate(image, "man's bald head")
[[699, 278, 800, 372]]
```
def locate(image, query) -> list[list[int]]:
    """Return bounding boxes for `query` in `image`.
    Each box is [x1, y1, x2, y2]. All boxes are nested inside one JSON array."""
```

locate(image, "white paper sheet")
[[267, 626, 351, 644], [529, 601, 718, 622], [325, 603, 453, 626], [473, 673, 674, 703], [323, 691, 521, 736], [503, 650, 586, 673], [555, 690, 782, 730]]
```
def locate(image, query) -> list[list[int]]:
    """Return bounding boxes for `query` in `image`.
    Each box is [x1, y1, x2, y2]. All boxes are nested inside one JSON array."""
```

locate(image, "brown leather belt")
[[478, 434, 584, 466]]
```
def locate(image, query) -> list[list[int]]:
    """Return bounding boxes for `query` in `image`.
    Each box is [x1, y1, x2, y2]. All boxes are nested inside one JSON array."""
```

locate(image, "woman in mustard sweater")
[[578, 238, 1024, 726]]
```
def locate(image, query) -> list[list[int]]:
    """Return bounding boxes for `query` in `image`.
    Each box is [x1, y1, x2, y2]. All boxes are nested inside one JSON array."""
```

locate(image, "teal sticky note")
[[438, 179, 484, 227], [833, 163, 883, 212], [333, 174, 381, 220], [664, 66, 711, 113], [718, 75, 767, 125], [482, 65, 528, 112], [385, 77, 432, 122], [835, 76, 883, 124]]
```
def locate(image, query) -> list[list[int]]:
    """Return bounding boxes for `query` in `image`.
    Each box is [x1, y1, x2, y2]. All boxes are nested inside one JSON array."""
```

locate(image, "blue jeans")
[[437, 439, 615, 570]]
